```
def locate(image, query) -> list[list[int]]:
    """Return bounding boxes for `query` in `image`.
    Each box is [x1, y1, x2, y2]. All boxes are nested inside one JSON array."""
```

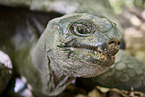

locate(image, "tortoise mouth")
[[58, 43, 100, 51], [56, 39, 117, 68], [58, 43, 106, 57], [58, 45, 114, 66], [57, 39, 108, 57], [58, 38, 100, 51], [58, 42, 113, 62], [57, 38, 117, 66]]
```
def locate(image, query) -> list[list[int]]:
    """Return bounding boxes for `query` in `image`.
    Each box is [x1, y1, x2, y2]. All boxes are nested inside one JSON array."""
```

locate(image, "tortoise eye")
[[76, 27, 91, 34], [77, 28, 84, 34], [69, 19, 95, 37]]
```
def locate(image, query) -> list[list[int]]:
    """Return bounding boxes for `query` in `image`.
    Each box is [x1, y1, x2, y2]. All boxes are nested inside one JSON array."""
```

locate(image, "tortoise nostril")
[[108, 41, 116, 45], [108, 40, 121, 46], [117, 41, 121, 46], [101, 40, 121, 55]]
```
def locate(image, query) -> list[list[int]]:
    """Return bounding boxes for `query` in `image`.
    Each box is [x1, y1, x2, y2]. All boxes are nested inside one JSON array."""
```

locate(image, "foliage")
[[109, 0, 145, 14]]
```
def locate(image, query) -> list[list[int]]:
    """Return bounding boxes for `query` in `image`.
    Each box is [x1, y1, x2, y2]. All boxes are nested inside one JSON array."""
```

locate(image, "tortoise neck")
[[31, 30, 75, 96]]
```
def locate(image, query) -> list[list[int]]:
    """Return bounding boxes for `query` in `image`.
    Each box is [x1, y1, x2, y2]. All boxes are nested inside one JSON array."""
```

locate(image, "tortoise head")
[[46, 13, 122, 77]]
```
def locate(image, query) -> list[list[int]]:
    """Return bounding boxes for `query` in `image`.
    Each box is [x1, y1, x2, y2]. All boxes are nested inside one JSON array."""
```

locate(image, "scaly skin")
[[3, 0, 144, 96], [30, 13, 121, 96], [96, 49, 145, 92], [77, 49, 145, 93], [0, 6, 121, 97]]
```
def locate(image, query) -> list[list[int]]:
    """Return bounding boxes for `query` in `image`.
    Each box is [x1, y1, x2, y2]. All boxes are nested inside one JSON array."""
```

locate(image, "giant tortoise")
[[0, 0, 145, 97]]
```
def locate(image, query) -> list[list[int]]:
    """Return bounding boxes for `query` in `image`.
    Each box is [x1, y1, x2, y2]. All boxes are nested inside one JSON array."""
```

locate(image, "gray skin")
[[0, 12, 121, 96], [31, 13, 121, 96], [0, 0, 122, 96], [96, 49, 145, 91], [1, 0, 144, 96], [77, 49, 145, 92]]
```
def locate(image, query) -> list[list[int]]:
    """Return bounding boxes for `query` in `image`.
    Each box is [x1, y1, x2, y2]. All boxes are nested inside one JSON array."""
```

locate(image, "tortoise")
[[0, 0, 145, 97]]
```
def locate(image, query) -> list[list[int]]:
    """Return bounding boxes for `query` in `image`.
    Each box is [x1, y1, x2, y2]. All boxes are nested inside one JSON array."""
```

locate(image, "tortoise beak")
[[100, 39, 121, 56]]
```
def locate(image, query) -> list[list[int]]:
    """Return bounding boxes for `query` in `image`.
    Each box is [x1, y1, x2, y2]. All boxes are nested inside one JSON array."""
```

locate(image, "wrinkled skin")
[[0, 5, 121, 96], [31, 13, 121, 96], [1, 0, 145, 97], [96, 49, 145, 92], [46, 13, 121, 77], [77, 49, 145, 93]]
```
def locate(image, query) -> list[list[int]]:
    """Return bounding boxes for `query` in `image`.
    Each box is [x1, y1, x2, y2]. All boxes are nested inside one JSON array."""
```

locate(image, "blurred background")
[[1, 0, 145, 97], [110, 0, 145, 64]]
